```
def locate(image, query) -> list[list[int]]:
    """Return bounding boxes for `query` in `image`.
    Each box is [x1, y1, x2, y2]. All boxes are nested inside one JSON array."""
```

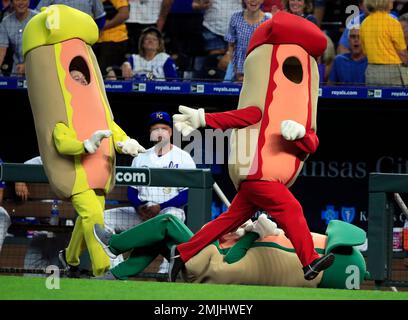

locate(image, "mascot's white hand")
[[173, 105, 206, 137], [281, 120, 306, 141], [117, 138, 146, 157], [234, 228, 246, 238], [234, 219, 254, 238], [84, 130, 112, 154], [252, 213, 282, 239]]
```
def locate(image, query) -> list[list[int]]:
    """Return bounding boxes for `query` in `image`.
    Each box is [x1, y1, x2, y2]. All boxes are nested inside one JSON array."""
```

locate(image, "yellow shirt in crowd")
[[360, 11, 406, 64], [98, 0, 128, 43]]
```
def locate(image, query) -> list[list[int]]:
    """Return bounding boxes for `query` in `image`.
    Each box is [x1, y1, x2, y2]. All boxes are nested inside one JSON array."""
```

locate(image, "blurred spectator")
[[93, 0, 129, 77], [337, 0, 399, 54], [120, 26, 177, 80], [314, 0, 360, 45], [162, 0, 205, 78], [224, 0, 271, 82], [192, 0, 242, 80], [313, 0, 325, 25], [0, 0, 13, 75], [399, 12, 408, 45], [0, 0, 13, 21], [262, 0, 283, 13], [193, 0, 241, 56], [35, 0, 106, 29], [0, 157, 11, 253], [337, 0, 367, 54], [318, 33, 336, 83], [126, 0, 174, 54], [283, 0, 318, 25], [0, 0, 37, 76], [360, 0, 408, 86], [329, 27, 368, 85], [392, 0, 406, 15]]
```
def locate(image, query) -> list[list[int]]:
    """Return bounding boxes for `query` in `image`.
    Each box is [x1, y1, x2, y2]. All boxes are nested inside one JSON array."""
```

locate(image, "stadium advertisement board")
[[3, 76, 408, 100]]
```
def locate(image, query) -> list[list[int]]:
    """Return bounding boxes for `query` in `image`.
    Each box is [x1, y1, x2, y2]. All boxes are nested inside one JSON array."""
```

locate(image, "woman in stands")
[[360, 0, 408, 86], [224, 0, 271, 82], [283, 0, 319, 26], [120, 26, 178, 81]]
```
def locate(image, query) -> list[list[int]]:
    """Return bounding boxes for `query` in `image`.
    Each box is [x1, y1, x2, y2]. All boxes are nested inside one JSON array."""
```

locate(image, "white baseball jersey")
[[129, 52, 173, 80], [131, 145, 196, 204], [24, 156, 42, 165]]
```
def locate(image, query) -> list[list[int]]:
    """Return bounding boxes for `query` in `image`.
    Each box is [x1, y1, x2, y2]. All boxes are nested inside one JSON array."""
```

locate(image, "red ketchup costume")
[[171, 11, 334, 281]]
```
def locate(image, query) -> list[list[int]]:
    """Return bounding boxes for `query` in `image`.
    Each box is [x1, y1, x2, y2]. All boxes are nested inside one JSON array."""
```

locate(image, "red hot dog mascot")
[[22, 5, 145, 277], [170, 11, 334, 282]]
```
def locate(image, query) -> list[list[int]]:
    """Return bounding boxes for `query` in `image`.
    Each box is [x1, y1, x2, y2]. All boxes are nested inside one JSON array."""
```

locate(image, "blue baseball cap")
[[148, 111, 172, 127]]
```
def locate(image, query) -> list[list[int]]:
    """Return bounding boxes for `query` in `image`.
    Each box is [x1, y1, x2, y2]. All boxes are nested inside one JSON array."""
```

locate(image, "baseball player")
[[104, 111, 196, 273]]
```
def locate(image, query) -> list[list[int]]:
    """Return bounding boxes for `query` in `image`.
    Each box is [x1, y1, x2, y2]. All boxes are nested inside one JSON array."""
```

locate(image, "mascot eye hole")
[[69, 56, 90, 86], [282, 56, 303, 84]]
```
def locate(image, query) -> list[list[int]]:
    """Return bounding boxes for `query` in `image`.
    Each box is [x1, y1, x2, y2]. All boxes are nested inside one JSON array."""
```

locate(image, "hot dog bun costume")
[[22, 5, 145, 276], [185, 220, 368, 288], [173, 12, 330, 279], [96, 215, 367, 288]]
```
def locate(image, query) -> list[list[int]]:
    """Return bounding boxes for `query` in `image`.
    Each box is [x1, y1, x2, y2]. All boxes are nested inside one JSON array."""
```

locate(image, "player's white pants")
[[0, 207, 11, 252], [104, 206, 186, 272]]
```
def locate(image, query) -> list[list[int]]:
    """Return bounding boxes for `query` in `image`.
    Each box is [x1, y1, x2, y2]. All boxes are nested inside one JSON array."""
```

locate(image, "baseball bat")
[[394, 193, 408, 219], [213, 182, 231, 208]]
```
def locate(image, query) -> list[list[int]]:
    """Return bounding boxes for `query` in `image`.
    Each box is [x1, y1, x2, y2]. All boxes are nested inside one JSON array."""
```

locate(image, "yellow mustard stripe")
[[85, 45, 113, 191], [54, 43, 72, 127], [54, 42, 89, 194]]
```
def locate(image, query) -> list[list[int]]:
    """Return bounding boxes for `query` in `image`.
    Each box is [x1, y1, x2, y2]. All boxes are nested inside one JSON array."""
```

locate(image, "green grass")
[[0, 275, 407, 300]]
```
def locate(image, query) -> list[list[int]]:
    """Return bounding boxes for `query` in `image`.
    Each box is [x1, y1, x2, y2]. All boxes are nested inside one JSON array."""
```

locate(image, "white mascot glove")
[[83, 130, 112, 154], [281, 120, 306, 141], [252, 213, 282, 239], [234, 219, 254, 238], [173, 105, 206, 136], [117, 138, 146, 157]]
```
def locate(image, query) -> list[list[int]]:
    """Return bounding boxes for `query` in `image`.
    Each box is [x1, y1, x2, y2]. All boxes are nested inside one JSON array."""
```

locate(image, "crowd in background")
[[1, 0, 408, 86]]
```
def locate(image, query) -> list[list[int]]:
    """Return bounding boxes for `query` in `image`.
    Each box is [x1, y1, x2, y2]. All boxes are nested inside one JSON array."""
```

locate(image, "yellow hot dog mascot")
[[22, 5, 145, 277]]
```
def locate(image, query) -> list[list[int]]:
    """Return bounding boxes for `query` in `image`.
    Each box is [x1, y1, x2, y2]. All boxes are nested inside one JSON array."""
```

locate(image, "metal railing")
[[368, 173, 408, 288]]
